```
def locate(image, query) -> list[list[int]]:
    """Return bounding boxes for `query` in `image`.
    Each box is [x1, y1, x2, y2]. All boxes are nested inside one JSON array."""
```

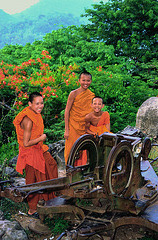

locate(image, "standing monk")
[[64, 71, 95, 165], [13, 92, 58, 218]]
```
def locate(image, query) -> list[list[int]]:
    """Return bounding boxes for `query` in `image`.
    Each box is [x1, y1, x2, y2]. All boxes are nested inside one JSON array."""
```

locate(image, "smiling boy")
[[13, 92, 58, 218], [85, 96, 110, 136]]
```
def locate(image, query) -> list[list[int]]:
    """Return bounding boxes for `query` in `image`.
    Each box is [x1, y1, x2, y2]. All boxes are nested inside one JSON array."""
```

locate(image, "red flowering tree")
[[0, 51, 80, 144]]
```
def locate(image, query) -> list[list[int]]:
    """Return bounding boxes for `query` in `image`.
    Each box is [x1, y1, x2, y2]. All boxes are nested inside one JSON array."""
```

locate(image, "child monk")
[[13, 92, 58, 218], [85, 96, 110, 136], [64, 71, 95, 165]]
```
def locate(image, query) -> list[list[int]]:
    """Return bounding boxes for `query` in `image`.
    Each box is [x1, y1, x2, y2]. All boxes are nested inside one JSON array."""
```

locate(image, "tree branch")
[[0, 101, 15, 111]]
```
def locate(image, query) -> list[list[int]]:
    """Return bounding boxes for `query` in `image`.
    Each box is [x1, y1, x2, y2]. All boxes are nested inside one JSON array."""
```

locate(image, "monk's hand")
[[40, 134, 47, 142], [64, 130, 69, 139]]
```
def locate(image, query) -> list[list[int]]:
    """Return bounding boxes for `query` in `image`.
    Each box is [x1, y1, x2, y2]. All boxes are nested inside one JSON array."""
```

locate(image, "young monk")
[[64, 71, 95, 165], [85, 96, 110, 136], [13, 92, 58, 218]]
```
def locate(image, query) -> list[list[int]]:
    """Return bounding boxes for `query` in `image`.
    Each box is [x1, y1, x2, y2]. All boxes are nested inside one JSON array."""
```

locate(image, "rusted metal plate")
[[141, 160, 158, 190], [37, 196, 85, 221], [113, 215, 158, 232], [140, 160, 158, 228], [142, 200, 158, 226]]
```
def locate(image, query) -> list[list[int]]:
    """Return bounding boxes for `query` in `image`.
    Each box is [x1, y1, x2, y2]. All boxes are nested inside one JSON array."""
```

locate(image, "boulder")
[[0, 220, 28, 240], [4, 167, 18, 177], [136, 97, 158, 139]]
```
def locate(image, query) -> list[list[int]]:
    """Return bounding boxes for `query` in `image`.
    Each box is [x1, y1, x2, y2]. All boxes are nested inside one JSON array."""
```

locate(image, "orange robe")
[[65, 89, 95, 164], [89, 111, 110, 135], [13, 106, 48, 174], [13, 106, 58, 210]]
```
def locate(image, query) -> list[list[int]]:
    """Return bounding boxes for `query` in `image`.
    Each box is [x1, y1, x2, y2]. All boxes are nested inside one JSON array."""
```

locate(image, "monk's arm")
[[21, 116, 46, 147], [64, 91, 75, 139], [85, 115, 96, 136]]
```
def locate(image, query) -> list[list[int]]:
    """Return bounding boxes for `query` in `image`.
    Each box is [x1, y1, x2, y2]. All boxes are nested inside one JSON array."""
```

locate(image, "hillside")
[[15, 0, 93, 19], [0, 0, 94, 49], [0, 9, 15, 25]]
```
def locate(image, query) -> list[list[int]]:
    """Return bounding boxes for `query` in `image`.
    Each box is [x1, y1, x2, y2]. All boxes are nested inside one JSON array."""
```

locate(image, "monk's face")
[[29, 96, 44, 114], [79, 74, 92, 90], [91, 98, 104, 113]]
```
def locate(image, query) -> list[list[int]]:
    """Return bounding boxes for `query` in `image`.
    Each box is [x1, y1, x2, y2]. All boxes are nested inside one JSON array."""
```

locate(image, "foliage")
[[44, 215, 69, 235], [0, 198, 28, 220], [0, 52, 80, 144], [82, 0, 158, 61], [0, 134, 18, 168], [0, 26, 117, 68], [139, 236, 157, 240], [149, 146, 158, 175], [0, 48, 157, 148]]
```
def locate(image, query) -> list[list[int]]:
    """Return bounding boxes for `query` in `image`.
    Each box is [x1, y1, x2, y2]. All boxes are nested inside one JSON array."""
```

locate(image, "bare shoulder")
[[21, 116, 33, 129], [68, 88, 79, 100]]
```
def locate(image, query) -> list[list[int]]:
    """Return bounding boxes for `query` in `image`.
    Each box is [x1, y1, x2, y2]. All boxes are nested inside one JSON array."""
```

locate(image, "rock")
[[48, 140, 65, 160], [0, 220, 28, 240], [28, 219, 51, 235], [4, 167, 18, 177], [136, 97, 158, 138], [48, 140, 66, 178], [0, 210, 4, 220], [9, 155, 18, 167], [12, 177, 25, 186]]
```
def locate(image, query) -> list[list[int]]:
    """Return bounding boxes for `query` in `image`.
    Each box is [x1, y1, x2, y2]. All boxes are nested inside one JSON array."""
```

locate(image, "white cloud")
[[0, 0, 39, 14]]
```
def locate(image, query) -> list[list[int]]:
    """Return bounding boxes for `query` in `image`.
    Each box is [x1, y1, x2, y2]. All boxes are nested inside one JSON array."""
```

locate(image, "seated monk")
[[85, 96, 111, 136]]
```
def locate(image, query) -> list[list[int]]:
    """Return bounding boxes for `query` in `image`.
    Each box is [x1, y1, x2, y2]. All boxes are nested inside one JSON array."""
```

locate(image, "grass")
[[0, 198, 28, 220], [44, 215, 69, 235]]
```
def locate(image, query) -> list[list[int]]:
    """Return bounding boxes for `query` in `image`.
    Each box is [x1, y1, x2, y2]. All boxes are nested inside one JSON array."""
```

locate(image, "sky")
[[0, 0, 106, 15], [0, 0, 40, 14]]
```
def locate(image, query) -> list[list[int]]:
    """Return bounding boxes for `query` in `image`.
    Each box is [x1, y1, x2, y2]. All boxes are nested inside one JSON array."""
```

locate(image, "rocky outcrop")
[[136, 97, 158, 139], [0, 210, 28, 240]]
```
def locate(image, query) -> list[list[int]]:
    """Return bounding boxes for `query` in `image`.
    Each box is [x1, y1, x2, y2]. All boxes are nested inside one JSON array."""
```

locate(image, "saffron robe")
[[65, 89, 95, 164], [13, 106, 48, 174], [13, 107, 58, 210], [25, 152, 58, 210], [89, 111, 110, 135]]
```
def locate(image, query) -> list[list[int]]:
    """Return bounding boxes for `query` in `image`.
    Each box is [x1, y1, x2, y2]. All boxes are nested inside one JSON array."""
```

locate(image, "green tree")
[[82, 0, 158, 61]]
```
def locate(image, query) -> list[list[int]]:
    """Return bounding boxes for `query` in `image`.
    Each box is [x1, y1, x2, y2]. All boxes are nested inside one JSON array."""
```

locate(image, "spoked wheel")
[[67, 134, 98, 171], [105, 141, 134, 196]]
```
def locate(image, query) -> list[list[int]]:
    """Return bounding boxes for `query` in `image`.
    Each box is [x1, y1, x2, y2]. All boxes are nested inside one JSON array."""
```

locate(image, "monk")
[[64, 71, 95, 165], [85, 96, 111, 136], [13, 92, 58, 218]]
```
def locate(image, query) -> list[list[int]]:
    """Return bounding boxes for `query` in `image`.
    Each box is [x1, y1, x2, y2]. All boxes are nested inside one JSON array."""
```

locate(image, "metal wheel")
[[67, 134, 98, 171], [105, 141, 134, 196]]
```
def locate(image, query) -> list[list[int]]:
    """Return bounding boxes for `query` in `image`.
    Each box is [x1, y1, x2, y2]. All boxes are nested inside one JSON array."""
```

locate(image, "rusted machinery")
[[0, 126, 158, 239]]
